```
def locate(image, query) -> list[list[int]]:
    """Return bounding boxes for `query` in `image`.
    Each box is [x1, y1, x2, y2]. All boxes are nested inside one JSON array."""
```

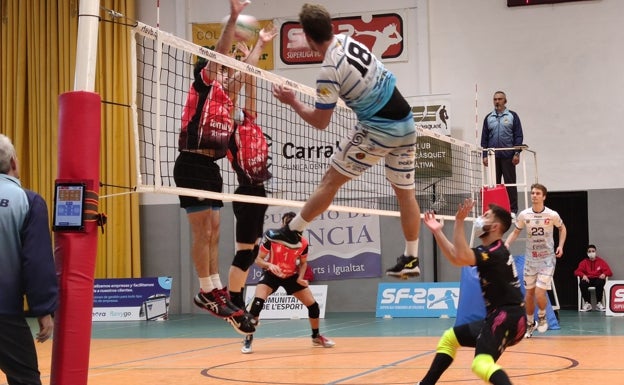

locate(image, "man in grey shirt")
[[0, 133, 58, 385]]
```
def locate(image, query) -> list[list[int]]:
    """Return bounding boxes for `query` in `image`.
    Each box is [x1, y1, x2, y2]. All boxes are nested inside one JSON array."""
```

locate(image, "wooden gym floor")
[[18, 310, 624, 385]]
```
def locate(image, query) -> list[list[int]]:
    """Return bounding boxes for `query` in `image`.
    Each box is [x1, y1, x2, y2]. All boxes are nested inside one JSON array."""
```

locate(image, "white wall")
[[139, 0, 623, 192], [428, 0, 624, 191]]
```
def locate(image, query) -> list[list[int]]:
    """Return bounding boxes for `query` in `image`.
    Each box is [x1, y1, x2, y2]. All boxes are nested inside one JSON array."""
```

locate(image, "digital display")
[[508, 0, 591, 6], [53, 182, 86, 231]]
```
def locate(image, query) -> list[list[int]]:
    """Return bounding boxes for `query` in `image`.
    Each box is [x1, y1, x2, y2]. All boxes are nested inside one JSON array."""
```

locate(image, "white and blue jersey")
[[315, 34, 413, 136]]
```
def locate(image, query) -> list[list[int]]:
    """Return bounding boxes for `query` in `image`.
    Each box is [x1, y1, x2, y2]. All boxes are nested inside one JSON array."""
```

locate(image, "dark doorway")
[[546, 191, 588, 310]]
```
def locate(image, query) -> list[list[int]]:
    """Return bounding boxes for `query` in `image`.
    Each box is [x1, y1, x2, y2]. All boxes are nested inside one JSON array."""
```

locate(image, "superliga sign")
[[278, 10, 408, 68], [606, 281, 624, 316]]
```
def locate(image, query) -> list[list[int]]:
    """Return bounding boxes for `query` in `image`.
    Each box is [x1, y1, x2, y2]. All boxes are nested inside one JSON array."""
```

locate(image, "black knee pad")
[[307, 302, 320, 319], [249, 297, 265, 317], [231, 249, 256, 271]]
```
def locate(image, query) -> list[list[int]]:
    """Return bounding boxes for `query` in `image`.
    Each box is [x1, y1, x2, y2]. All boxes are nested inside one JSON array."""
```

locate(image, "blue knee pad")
[[232, 249, 256, 271]]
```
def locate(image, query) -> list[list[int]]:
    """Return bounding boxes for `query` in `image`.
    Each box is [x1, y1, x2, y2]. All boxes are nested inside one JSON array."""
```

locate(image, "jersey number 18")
[[346, 42, 372, 78]]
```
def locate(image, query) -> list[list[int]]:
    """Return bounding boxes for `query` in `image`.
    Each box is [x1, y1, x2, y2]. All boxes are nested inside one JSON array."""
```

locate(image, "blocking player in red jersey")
[[241, 212, 335, 354]]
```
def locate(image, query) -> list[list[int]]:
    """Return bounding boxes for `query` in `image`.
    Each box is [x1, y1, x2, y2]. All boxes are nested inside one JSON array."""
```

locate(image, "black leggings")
[[0, 316, 41, 385]]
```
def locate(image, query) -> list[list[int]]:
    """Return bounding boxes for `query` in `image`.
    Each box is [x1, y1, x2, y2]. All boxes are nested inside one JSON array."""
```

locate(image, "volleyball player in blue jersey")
[[270, 3, 421, 278]]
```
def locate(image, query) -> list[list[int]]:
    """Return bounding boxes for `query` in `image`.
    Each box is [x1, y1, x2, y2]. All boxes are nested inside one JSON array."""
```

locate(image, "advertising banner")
[[406, 95, 452, 137], [92, 277, 172, 321], [376, 282, 460, 318], [244, 285, 328, 319], [276, 10, 408, 68], [246, 206, 382, 284], [605, 280, 624, 316], [191, 20, 275, 70]]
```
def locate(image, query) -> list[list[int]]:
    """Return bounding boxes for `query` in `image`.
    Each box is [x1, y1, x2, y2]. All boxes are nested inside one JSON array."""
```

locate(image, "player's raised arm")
[[423, 210, 458, 265], [451, 199, 477, 266], [209, 0, 251, 75], [228, 23, 277, 103], [272, 84, 333, 130]]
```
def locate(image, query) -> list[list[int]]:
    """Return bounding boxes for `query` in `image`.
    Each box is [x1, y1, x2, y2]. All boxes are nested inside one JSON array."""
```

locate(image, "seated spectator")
[[574, 244, 613, 311]]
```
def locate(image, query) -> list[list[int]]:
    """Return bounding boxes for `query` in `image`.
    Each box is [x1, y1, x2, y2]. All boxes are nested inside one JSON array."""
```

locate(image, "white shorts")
[[330, 122, 417, 189], [523, 256, 556, 290]]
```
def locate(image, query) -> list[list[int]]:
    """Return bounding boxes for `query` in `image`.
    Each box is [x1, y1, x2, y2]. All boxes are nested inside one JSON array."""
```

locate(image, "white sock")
[[210, 274, 223, 290], [288, 214, 309, 233], [527, 315, 534, 324], [199, 277, 214, 292], [404, 240, 419, 257]]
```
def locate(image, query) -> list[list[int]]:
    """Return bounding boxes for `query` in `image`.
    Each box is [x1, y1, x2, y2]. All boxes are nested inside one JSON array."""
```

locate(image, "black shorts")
[[373, 86, 411, 120], [233, 184, 268, 243], [259, 271, 306, 295], [173, 151, 224, 209], [0, 316, 40, 384], [454, 304, 526, 361]]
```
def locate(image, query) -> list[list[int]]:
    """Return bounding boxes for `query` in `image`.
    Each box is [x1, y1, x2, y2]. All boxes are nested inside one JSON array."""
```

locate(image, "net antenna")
[[131, 22, 484, 219], [475, 83, 479, 147], [156, 0, 160, 29]]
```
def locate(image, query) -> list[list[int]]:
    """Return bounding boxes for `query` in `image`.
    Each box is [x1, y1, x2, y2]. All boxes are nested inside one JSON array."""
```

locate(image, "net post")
[[52, 1, 102, 385], [130, 28, 143, 188], [73, 0, 100, 92]]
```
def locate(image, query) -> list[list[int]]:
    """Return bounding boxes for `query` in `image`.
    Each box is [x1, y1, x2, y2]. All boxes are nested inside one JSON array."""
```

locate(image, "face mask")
[[475, 217, 492, 238], [587, 252, 596, 260]]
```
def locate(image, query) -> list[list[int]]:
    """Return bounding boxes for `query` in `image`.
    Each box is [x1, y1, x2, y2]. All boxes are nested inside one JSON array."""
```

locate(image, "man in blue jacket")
[[0, 133, 58, 385], [481, 91, 524, 215]]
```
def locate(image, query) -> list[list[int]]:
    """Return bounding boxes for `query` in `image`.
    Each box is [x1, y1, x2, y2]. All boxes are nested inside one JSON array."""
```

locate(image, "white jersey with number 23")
[[515, 207, 564, 259]]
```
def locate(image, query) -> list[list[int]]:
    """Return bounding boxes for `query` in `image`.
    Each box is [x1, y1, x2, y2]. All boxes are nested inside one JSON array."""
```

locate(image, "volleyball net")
[[131, 22, 484, 218]]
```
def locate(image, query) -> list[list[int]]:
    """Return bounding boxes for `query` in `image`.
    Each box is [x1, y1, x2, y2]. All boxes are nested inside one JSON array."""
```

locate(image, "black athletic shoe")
[[227, 312, 256, 335], [265, 225, 302, 249], [241, 334, 253, 354], [386, 255, 421, 277], [194, 288, 241, 319]]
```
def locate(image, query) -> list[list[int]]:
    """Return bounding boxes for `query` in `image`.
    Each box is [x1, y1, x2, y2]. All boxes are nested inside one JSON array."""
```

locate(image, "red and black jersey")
[[260, 236, 309, 278]]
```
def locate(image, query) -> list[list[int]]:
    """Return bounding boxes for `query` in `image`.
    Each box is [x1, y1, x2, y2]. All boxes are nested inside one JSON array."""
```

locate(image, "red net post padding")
[[481, 184, 511, 213], [51, 91, 101, 385]]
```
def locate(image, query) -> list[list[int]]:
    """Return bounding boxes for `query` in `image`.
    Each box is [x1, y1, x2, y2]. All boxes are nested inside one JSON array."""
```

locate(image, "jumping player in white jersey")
[[505, 183, 566, 338], [269, 3, 421, 278]]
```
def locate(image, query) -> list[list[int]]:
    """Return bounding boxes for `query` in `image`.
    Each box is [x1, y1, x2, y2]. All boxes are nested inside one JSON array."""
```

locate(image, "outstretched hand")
[[259, 23, 278, 44], [230, 0, 250, 17], [456, 198, 475, 221], [235, 42, 251, 60], [423, 210, 443, 233], [272, 84, 296, 106]]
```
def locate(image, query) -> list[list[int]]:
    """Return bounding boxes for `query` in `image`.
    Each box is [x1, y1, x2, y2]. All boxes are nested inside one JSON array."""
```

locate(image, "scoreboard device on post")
[[53, 181, 86, 232]]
